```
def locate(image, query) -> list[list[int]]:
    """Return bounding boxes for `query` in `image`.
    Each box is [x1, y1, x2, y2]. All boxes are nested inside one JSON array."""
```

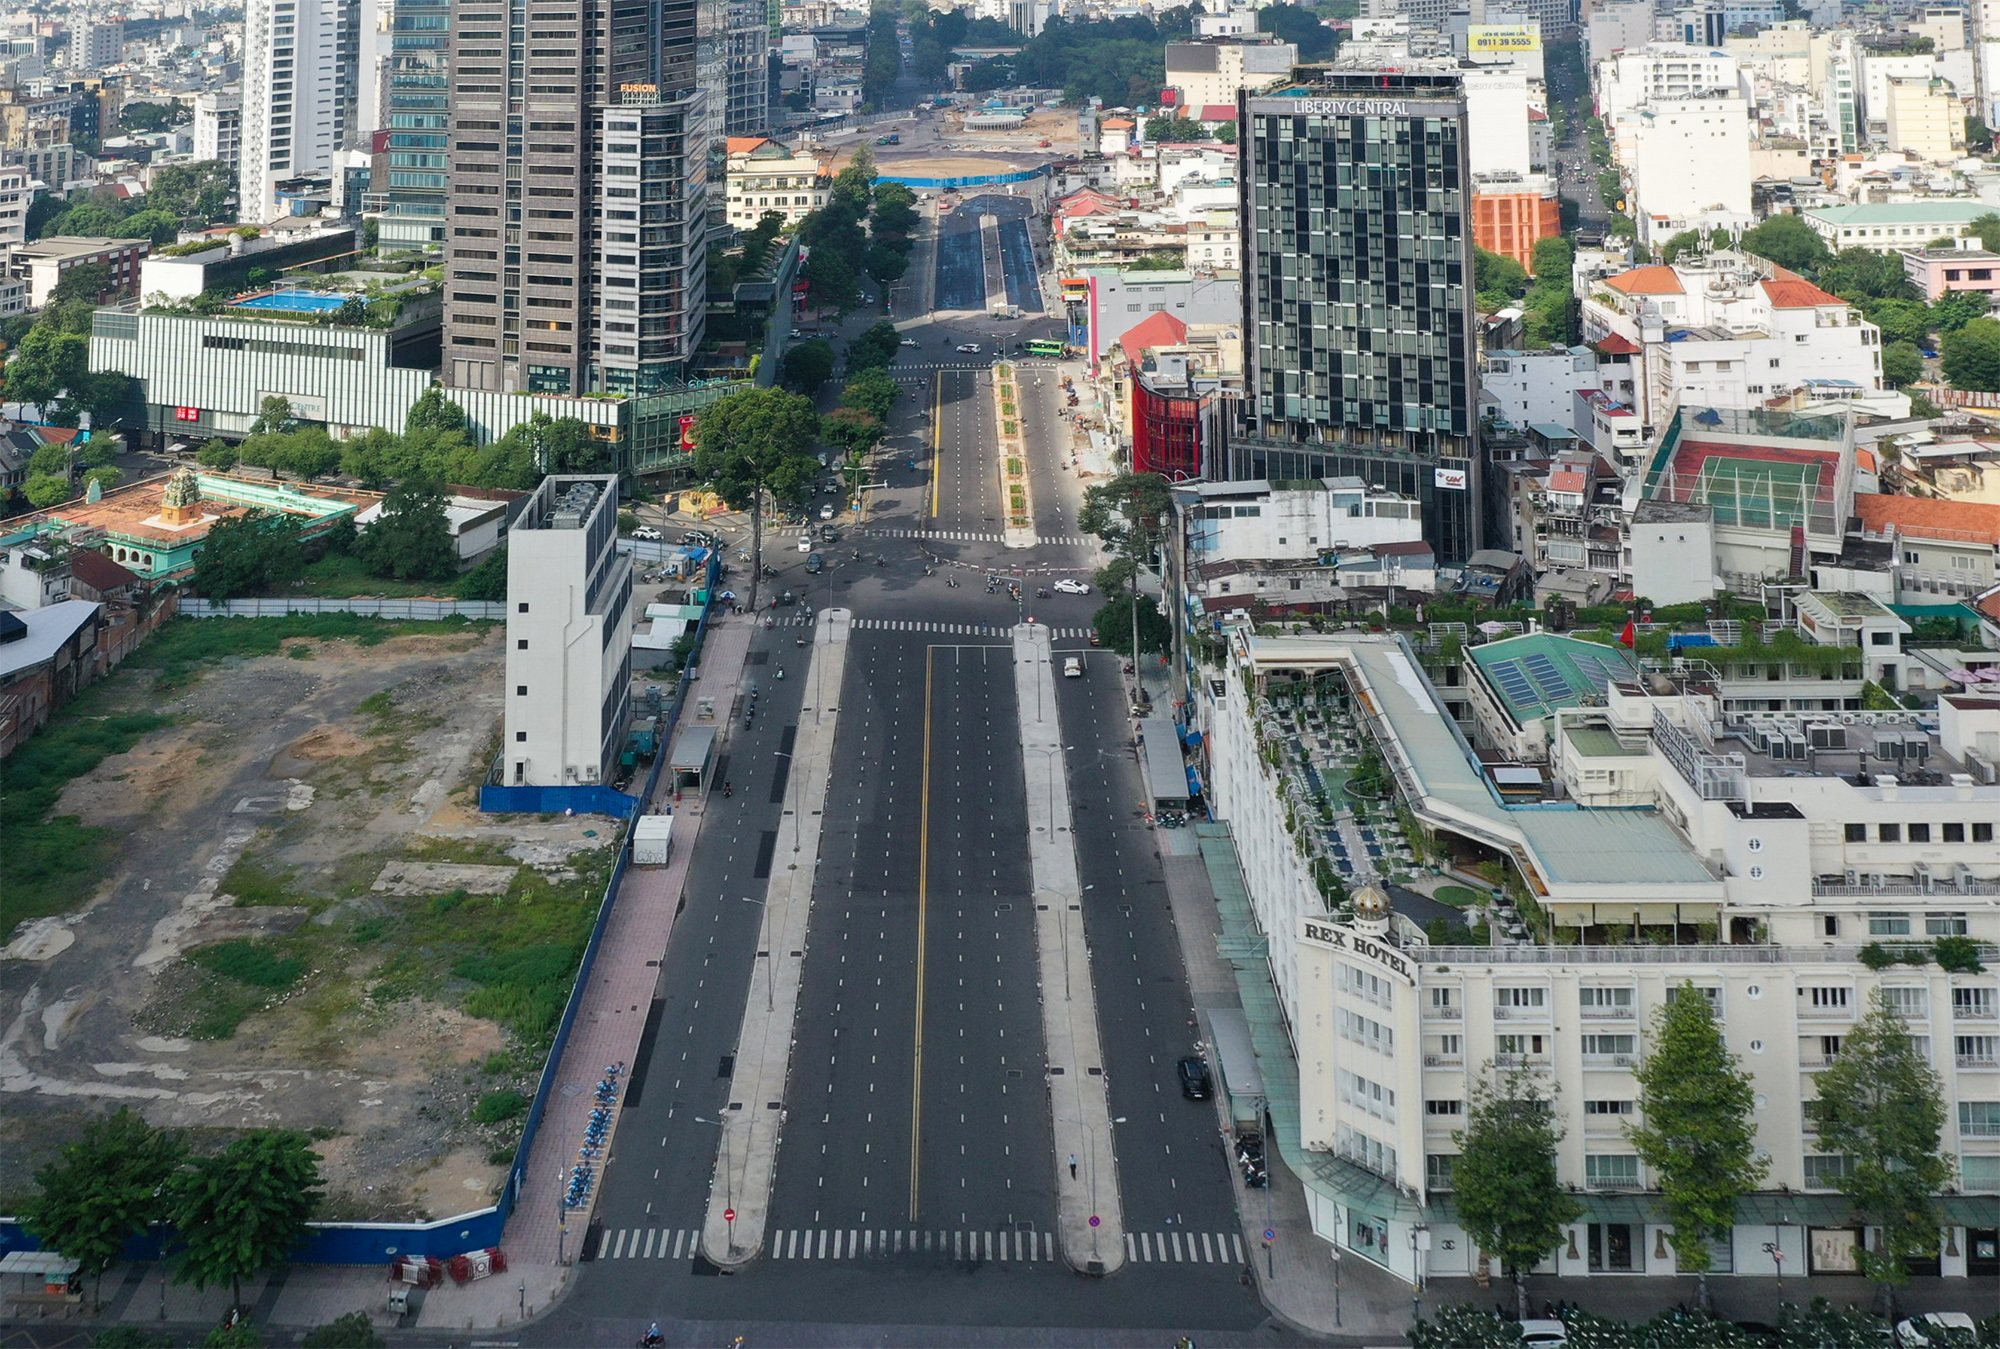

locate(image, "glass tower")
[[374, 0, 451, 248]]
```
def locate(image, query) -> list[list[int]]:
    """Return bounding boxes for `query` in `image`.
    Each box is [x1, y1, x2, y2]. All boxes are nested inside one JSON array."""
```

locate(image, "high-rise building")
[[1234, 69, 1483, 564], [71, 16, 125, 70], [371, 0, 451, 247], [240, 0, 378, 224], [193, 88, 242, 174], [725, 0, 770, 136], [441, 0, 707, 396]]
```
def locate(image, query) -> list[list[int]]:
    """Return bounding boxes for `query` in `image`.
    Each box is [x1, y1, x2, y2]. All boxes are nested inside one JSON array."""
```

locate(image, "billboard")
[[1467, 24, 1541, 52]]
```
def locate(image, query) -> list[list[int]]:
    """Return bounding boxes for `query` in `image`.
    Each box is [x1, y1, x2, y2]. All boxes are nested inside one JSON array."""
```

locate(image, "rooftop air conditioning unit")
[[1807, 722, 1847, 750], [1844, 869, 1860, 887], [1868, 873, 1886, 889]]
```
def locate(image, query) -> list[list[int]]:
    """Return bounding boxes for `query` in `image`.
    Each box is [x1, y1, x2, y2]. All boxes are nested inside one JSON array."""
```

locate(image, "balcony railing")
[[1580, 1006, 1638, 1021], [1582, 1054, 1638, 1069]]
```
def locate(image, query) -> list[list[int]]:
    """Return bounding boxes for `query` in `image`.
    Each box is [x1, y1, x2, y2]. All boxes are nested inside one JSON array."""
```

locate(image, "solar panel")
[[1523, 652, 1577, 702]]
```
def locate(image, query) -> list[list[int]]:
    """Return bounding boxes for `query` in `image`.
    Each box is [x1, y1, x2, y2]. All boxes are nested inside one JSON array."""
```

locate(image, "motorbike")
[[723, 782, 733, 798], [776, 668, 786, 680]]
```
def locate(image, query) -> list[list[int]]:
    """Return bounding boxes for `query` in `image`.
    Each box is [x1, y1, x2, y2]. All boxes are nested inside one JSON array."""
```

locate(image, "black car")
[[1177, 1056, 1212, 1100]]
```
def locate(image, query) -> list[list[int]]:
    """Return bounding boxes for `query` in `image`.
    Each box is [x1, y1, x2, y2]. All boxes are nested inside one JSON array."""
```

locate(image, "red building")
[[1131, 377, 1212, 481], [1473, 189, 1561, 272]]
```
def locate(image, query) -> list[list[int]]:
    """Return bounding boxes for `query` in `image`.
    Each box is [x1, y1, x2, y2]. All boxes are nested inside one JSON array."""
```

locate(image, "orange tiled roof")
[[1119, 310, 1189, 352], [1855, 491, 2000, 544], [1602, 265, 1684, 296], [1592, 332, 1642, 355], [1761, 277, 1846, 308], [725, 137, 769, 154]]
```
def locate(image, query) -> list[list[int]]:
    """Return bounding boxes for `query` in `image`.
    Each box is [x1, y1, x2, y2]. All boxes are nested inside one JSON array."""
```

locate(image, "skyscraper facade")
[[372, 0, 452, 248], [241, 0, 372, 224], [1235, 68, 1483, 564], [442, 0, 707, 396]]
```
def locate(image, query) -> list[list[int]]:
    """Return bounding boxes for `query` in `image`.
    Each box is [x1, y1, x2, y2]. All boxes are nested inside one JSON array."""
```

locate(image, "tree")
[[869, 182, 919, 240], [1256, 1, 1337, 58], [840, 367, 899, 421], [1451, 1067, 1582, 1318], [148, 162, 237, 228], [693, 388, 820, 607], [1972, 212, 2000, 253], [821, 405, 883, 457], [1080, 471, 1174, 661], [1144, 116, 1209, 143], [21, 1109, 187, 1307], [203, 1324, 265, 1349], [1929, 289, 1993, 333], [51, 264, 116, 308], [403, 386, 467, 437], [1881, 341, 1924, 388], [1821, 248, 1920, 302], [1658, 229, 1705, 265], [22, 473, 72, 507], [1862, 298, 1933, 348], [1804, 991, 1953, 1310], [112, 209, 184, 246], [782, 339, 836, 393], [454, 545, 508, 602], [1474, 248, 1531, 303], [1627, 984, 1767, 1312], [300, 1311, 385, 1348], [359, 479, 458, 582], [847, 321, 902, 373], [120, 101, 185, 134], [863, 242, 908, 286], [167, 1130, 323, 1309], [80, 434, 122, 469], [1941, 316, 2000, 391], [803, 247, 863, 316], [85, 466, 124, 493], [1738, 214, 1829, 273], [250, 396, 294, 437], [192, 510, 306, 601], [197, 441, 241, 471], [1092, 591, 1170, 655]]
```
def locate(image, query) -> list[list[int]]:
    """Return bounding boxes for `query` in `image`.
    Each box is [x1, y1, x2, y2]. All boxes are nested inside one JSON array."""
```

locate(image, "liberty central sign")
[[1293, 98, 1410, 117]]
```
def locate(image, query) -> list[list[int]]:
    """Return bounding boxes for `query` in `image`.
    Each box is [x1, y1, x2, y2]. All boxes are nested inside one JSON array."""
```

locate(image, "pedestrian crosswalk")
[[591, 1224, 1249, 1267], [850, 618, 1097, 640], [1128, 1231, 1249, 1266], [862, 528, 1098, 548]]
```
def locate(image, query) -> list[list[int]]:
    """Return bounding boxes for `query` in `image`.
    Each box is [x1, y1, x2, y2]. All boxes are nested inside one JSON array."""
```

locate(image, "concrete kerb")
[[701, 606, 851, 1266], [1011, 622, 1126, 1274]]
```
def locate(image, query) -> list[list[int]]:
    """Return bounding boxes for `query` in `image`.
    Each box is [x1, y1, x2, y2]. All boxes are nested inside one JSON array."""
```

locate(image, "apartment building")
[[502, 475, 633, 788], [722, 136, 825, 230], [240, 0, 375, 225], [1801, 202, 1997, 255], [192, 88, 242, 176]]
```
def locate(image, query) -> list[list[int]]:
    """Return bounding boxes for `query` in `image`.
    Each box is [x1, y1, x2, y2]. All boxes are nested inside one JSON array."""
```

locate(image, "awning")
[[1207, 1006, 1265, 1104], [670, 724, 718, 774], [1186, 768, 1203, 795]]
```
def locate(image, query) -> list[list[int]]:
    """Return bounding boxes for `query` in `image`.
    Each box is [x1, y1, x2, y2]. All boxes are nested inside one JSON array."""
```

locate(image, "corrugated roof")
[[1855, 491, 2000, 544], [1805, 202, 1995, 225], [1602, 264, 1684, 296]]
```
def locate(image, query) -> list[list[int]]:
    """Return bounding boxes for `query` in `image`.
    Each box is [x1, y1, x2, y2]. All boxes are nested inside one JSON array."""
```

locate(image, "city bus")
[[1025, 339, 1068, 358]]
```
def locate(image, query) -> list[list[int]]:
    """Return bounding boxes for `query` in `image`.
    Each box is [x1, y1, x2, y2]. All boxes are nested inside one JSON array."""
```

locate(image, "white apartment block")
[[0, 165, 29, 250], [1595, 44, 1748, 126], [1860, 51, 1941, 130], [1627, 95, 1753, 246], [71, 16, 124, 69], [1883, 76, 1965, 162], [1180, 478, 1424, 568], [241, 0, 373, 225], [1479, 345, 1600, 434], [1586, 0, 1654, 63], [502, 475, 634, 789], [1580, 254, 1883, 426], [193, 88, 242, 176], [723, 136, 826, 231], [1464, 67, 1533, 178], [1198, 629, 2000, 1291], [1162, 38, 1297, 110], [1801, 202, 1998, 255]]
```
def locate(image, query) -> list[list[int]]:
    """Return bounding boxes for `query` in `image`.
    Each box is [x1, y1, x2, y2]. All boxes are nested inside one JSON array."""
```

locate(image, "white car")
[[1053, 578, 1090, 595], [956, 343, 980, 354], [631, 526, 663, 541], [1896, 1313, 1979, 1346], [1063, 657, 1082, 678], [900, 338, 919, 347], [819, 503, 836, 520], [1517, 1321, 1569, 1347], [798, 536, 813, 552]]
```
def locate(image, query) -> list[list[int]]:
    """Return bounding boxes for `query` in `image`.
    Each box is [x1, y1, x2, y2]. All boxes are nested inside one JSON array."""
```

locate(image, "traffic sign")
[[724, 1208, 737, 1223], [1263, 1229, 1276, 1242], [1088, 1215, 1100, 1227]]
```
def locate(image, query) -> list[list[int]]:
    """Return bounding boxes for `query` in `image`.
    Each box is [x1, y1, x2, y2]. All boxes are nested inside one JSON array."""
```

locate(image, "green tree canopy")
[[1256, 1, 1338, 58], [120, 100, 185, 134], [1929, 289, 1993, 333], [148, 161, 237, 227], [166, 1130, 324, 1308], [1861, 298, 1933, 348], [1738, 214, 1830, 272], [1881, 340, 1924, 388], [237, 425, 340, 481], [1092, 591, 1170, 655], [1970, 211, 2000, 252], [1144, 116, 1209, 143], [803, 247, 863, 316], [821, 405, 884, 457], [1628, 984, 1767, 1311], [404, 386, 468, 437], [359, 479, 458, 583], [847, 321, 902, 372], [1803, 991, 1953, 1307], [693, 387, 820, 605], [22, 1108, 187, 1305], [1821, 247, 1921, 302], [192, 510, 307, 601], [840, 367, 899, 421], [1657, 230, 1706, 265], [1451, 1067, 1582, 1318], [300, 1311, 385, 1348], [1941, 316, 2000, 391], [782, 338, 836, 393]]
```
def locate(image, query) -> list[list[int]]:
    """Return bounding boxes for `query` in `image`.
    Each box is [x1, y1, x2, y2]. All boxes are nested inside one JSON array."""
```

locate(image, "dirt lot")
[[0, 623, 613, 1220]]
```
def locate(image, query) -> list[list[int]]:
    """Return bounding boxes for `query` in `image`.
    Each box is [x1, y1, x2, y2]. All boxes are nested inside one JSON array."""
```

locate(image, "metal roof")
[[669, 723, 718, 773], [1467, 631, 1638, 729], [1138, 717, 1191, 805]]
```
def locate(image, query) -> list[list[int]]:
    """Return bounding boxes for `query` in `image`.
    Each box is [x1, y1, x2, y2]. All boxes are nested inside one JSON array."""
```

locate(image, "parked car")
[[1518, 1320, 1570, 1347], [632, 526, 663, 541], [1053, 578, 1089, 595], [900, 338, 919, 347], [1176, 1056, 1212, 1099], [1896, 1314, 1979, 1346], [1063, 657, 1082, 678]]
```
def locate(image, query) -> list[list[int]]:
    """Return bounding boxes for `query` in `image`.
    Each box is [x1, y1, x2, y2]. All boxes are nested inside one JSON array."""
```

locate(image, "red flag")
[[1619, 620, 1636, 648]]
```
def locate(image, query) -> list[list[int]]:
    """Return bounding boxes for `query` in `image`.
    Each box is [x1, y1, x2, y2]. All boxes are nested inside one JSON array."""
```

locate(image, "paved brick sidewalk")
[[505, 613, 756, 1268]]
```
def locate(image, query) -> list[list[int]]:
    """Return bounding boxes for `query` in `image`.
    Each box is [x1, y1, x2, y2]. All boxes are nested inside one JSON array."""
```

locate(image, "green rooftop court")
[[1467, 631, 1638, 728]]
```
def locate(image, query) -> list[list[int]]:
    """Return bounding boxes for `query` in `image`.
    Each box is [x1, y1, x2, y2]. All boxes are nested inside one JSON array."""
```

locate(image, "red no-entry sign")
[[724, 1208, 737, 1223]]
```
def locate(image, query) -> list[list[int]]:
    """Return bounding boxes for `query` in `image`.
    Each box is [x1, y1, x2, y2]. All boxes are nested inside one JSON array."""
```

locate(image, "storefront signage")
[[174, 406, 201, 422], [1302, 920, 1415, 983], [1294, 99, 1409, 117], [1434, 467, 1468, 490], [1468, 25, 1541, 51]]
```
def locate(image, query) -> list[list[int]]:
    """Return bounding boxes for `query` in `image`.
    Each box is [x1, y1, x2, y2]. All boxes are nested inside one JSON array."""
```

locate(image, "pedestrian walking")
[[1068, 1153, 1078, 1179]]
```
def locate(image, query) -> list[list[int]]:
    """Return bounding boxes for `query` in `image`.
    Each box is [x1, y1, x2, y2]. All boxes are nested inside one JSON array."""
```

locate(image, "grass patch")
[[1006, 458, 1023, 475], [1434, 884, 1485, 909], [290, 551, 451, 600], [127, 614, 493, 690], [1003, 421, 1018, 437], [472, 1089, 528, 1124], [188, 939, 308, 988], [0, 682, 172, 938], [164, 938, 314, 1039], [222, 858, 299, 907]]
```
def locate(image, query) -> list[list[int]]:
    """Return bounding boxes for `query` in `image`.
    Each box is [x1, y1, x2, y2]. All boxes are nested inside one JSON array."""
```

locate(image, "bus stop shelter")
[[670, 724, 718, 794]]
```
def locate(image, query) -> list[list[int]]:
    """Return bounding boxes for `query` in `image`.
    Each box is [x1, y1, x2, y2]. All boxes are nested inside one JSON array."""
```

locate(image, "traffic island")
[[994, 363, 1036, 548], [1011, 621, 1126, 1273]]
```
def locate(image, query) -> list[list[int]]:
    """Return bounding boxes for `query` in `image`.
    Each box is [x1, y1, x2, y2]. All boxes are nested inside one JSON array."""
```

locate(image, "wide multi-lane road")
[[541, 200, 1268, 1346]]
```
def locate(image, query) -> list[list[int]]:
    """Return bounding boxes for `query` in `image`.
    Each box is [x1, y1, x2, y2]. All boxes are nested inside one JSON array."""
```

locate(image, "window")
[[1496, 987, 1547, 1011], [1428, 987, 1456, 1013], [1496, 1033, 1546, 1059], [1977, 823, 1994, 843], [1945, 822, 1965, 843], [1961, 1102, 2000, 1137], [1803, 1154, 1849, 1189], [1965, 1155, 2000, 1192], [1585, 1099, 1634, 1116], [1910, 823, 1931, 843], [1928, 914, 1969, 936], [1953, 987, 1997, 1018], [1880, 986, 1927, 1018], [516, 639, 528, 650], [516, 685, 527, 696], [515, 731, 527, 742], [1425, 1099, 1463, 1116], [1338, 1009, 1394, 1054], [1579, 986, 1635, 1013], [1582, 1034, 1636, 1059], [1584, 1154, 1641, 1189], [1845, 822, 1866, 842], [1870, 913, 1911, 936], [1426, 1154, 1455, 1190], [517, 602, 529, 613], [1879, 823, 1901, 842]]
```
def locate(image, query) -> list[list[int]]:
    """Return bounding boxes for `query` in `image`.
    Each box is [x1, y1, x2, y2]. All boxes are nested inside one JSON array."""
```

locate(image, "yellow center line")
[[910, 644, 934, 1221], [930, 370, 943, 519]]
